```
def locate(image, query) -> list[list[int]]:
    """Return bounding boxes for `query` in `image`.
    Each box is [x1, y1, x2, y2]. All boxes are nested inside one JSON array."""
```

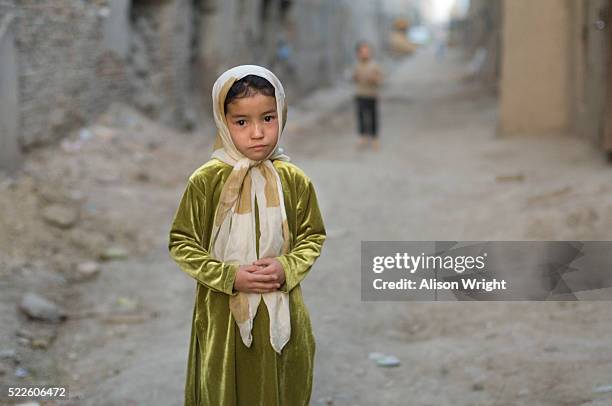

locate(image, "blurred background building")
[[1, 0, 611, 173], [0, 0, 416, 163], [498, 0, 612, 158], [451, 0, 611, 156]]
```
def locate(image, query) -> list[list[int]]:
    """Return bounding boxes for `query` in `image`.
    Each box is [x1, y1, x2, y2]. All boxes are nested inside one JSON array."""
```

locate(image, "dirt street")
[[2, 49, 612, 406]]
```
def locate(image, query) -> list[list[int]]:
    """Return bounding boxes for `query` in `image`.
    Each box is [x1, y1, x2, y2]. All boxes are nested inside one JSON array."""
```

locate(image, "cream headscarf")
[[209, 65, 291, 354]]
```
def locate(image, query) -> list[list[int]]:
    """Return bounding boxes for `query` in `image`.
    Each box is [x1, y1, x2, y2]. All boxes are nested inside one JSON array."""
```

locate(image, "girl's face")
[[225, 92, 279, 161]]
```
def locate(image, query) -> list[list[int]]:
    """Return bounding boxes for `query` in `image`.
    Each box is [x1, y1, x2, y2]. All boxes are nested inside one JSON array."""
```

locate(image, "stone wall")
[[0, 0, 198, 150], [129, 0, 195, 128], [1, 1, 128, 150]]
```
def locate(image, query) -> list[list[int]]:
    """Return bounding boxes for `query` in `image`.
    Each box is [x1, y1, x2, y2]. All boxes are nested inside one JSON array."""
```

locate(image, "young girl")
[[168, 65, 326, 406]]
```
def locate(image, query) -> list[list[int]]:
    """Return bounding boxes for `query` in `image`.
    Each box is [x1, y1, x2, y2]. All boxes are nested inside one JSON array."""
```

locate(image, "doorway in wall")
[[582, 0, 611, 153]]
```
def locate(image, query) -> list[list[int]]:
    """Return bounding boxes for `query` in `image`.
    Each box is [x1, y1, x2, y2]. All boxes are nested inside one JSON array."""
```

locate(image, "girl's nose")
[[253, 124, 264, 138]]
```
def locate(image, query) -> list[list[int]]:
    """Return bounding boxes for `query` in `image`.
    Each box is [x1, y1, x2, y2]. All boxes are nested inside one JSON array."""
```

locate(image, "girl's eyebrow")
[[227, 110, 276, 119]]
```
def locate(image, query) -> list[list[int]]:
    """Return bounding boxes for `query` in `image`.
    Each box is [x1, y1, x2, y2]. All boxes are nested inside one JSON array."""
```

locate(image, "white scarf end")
[[238, 322, 253, 348], [270, 335, 290, 354]]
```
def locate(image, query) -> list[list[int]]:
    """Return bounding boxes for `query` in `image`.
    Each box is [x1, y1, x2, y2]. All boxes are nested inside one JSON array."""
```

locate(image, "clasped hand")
[[233, 257, 286, 294]]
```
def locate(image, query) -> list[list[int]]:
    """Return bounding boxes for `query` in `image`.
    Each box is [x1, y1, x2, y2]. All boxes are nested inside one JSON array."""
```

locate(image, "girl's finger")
[[251, 280, 279, 288], [249, 273, 277, 282], [253, 258, 273, 266], [245, 265, 262, 273], [250, 281, 280, 290], [251, 288, 278, 294], [252, 268, 274, 277]]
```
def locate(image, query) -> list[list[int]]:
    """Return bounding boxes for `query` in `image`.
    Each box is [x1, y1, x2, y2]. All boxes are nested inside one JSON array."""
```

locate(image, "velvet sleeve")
[[277, 179, 326, 293], [168, 179, 238, 296]]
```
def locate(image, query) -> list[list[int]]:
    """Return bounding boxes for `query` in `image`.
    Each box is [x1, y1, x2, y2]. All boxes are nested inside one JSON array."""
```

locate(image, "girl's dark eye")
[[236, 119, 246, 126], [264, 115, 276, 122]]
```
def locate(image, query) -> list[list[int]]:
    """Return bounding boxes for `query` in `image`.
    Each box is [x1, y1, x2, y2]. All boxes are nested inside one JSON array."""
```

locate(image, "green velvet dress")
[[168, 158, 326, 406]]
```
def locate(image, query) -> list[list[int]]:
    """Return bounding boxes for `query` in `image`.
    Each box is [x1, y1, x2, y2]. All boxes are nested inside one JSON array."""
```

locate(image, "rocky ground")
[[1, 48, 612, 406]]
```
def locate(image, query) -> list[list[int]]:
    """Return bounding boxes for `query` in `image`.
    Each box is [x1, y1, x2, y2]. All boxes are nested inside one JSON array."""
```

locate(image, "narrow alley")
[[2, 3, 612, 405], [7, 47, 607, 405]]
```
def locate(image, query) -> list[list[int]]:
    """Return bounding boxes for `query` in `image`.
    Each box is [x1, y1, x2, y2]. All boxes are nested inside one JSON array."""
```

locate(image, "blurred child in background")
[[352, 41, 384, 150]]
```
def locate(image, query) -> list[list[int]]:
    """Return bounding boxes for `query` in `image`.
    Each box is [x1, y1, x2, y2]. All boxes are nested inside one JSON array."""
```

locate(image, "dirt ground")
[[2, 48, 612, 406]]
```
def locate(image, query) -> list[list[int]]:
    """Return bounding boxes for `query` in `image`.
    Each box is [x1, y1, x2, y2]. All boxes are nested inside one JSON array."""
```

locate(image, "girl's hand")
[[252, 258, 286, 290], [234, 264, 281, 294]]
